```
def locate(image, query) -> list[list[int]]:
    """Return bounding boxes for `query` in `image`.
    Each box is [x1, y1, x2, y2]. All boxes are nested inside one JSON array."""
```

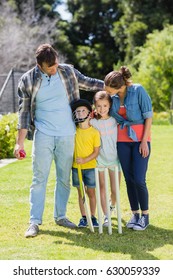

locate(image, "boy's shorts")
[[72, 167, 95, 188]]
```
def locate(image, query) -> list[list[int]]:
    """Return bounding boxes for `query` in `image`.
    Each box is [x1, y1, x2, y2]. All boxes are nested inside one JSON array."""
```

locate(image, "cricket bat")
[[77, 164, 94, 233]]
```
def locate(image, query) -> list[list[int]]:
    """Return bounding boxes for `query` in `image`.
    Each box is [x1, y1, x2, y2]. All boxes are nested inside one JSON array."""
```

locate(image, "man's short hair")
[[35, 44, 58, 67]]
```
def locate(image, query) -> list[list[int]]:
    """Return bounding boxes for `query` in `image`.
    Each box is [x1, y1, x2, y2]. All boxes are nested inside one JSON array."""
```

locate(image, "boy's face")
[[75, 106, 90, 121]]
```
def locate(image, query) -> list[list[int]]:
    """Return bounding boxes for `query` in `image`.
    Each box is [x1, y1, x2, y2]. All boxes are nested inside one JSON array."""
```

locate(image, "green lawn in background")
[[0, 125, 173, 260]]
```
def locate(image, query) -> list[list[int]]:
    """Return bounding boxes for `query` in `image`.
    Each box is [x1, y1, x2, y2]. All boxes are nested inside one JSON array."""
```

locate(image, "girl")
[[90, 91, 121, 226]]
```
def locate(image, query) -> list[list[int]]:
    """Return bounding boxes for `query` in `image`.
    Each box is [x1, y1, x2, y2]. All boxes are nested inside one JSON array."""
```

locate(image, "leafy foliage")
[[153, 111, 172, 125], [7, 0, 61, 20], [0, 113, 18, 159], [57, 0, 173, 77], [54, 0, 120, 78], [133, 25, 173, 111], [112, 0, 173, 63]]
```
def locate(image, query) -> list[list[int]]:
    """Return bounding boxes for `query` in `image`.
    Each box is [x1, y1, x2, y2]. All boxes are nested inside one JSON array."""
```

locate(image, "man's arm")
[[14, 74, 32, 159], [74, 68, 104, 92], [14, 129, 28, 159], [17, 77, 32, 129]]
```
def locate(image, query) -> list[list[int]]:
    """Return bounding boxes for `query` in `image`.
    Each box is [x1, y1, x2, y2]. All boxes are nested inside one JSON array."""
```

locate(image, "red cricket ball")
[[19, 149, 26, 158]]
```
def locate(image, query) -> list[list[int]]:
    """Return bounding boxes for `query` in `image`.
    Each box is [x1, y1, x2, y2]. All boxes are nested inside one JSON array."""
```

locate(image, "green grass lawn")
[[0, 125, 173, 260]]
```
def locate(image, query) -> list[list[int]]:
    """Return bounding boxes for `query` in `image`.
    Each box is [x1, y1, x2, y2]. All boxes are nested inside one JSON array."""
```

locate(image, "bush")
[[0, 113, 18, 159], [152, 111, 171, 125]]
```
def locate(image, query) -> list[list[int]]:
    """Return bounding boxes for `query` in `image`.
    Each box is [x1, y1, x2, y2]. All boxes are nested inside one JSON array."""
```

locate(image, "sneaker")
[[25, 224, 39, 238], [126, 213, 140, 229], [55, 218, 77, 229], [91, 216, 99, 227], [103, 216, 108, 227], [133, 214, 149, 231], [78, 216, 88, 227], [110, 205, 116, 216]]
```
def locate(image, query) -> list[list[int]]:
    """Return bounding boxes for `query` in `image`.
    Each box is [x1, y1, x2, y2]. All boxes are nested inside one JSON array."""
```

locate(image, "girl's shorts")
[[97, 159, 122, 172]]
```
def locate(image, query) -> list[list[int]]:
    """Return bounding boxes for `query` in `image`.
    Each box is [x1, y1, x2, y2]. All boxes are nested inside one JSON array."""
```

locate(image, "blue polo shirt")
[[35, 72, 75, 136]]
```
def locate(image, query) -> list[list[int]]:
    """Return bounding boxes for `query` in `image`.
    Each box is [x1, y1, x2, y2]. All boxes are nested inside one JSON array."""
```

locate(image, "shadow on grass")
[[39, 219, 173, 260]]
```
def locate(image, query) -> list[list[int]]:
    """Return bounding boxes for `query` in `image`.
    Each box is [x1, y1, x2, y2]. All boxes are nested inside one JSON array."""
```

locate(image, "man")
[[14, 44, 104, 238]]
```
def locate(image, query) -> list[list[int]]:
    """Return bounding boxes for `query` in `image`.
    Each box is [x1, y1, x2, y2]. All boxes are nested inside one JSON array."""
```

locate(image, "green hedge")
[[0, 113, 18, 159], [152, 111, 173, 125]]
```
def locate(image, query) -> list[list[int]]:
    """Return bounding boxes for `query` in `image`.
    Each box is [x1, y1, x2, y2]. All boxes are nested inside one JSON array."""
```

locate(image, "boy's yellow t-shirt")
[[73, 126, 100, 169]]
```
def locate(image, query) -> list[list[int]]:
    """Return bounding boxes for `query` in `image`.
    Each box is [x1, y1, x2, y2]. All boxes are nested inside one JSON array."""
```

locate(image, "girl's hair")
[[35, 44, 59, 67], [104, 66, 132, 89], [93, 91, 112, 119]]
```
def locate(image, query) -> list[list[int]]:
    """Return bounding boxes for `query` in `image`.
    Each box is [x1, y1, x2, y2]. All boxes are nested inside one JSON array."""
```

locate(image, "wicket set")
[[95, 165, 122, 235]]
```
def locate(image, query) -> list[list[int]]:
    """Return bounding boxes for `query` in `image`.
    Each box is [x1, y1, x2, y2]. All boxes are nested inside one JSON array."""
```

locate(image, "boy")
[[71, 99, 100, 227]]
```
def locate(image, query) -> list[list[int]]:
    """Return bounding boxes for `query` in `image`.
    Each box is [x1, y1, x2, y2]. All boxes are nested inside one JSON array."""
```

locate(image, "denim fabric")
[[72, 168, 96, 188], [30, 130, 74, 224], [117, 142, 150, 211], [110, 84, 153, 141]]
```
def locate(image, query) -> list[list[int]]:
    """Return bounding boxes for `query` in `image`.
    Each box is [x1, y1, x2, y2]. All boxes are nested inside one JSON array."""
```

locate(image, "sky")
[[55, 1, 72, 21]]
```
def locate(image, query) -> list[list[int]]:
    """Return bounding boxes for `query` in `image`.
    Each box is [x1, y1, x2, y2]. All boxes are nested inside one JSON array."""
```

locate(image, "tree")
[[133, 25, 173, 112], [0, 1, 60, 72], [54, 0, 173, 79], [7, 0, 62, 22], [54, 0, 120, 79], [112, 0, 173, 63]]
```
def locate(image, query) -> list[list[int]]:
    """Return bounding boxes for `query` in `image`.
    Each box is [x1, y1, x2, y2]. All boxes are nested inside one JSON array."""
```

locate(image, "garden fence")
[[0, 69, 24, 115]]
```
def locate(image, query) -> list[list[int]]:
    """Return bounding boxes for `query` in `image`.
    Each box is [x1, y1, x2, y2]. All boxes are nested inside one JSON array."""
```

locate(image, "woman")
[[104, 66, 152, 230]]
